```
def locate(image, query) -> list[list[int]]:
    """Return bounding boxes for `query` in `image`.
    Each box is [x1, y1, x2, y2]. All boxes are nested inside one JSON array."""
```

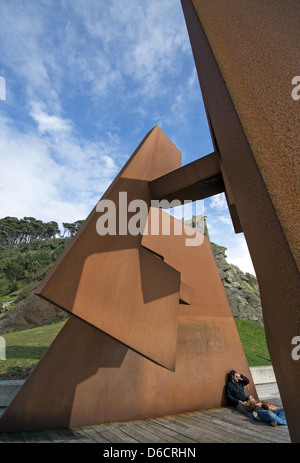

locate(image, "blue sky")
[[0, 0, 255, 274]]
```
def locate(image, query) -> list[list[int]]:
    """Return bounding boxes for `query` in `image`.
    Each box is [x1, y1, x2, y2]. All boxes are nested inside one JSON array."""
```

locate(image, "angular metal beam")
[[150, 151, 225, 204]]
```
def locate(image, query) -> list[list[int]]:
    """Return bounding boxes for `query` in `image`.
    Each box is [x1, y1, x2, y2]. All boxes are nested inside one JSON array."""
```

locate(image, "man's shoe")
[[253, 411, 261, 421], [270, 421, 277, 427]]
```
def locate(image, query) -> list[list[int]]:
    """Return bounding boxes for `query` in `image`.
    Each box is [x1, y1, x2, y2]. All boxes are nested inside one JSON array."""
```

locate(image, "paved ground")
[[0, 382, 291, 444]]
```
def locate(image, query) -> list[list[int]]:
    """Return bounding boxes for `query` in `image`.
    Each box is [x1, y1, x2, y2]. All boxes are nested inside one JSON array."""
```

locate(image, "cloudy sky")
[[0, 0, 255, 274]]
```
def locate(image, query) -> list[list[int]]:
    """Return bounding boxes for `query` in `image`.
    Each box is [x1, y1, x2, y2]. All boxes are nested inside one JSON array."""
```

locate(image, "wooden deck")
[[0, 384, 291, 444]]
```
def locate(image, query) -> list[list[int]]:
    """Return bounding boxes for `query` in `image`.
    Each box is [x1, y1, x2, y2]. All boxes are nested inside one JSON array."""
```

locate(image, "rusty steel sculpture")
[[0, 0, 299, 442], [0, 125, 255, 432]]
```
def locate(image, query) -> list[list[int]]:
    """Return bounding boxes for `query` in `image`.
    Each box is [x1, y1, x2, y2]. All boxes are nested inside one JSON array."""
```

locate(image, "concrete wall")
[[0, 381, 25, 407], [250, 366, 276, 385]]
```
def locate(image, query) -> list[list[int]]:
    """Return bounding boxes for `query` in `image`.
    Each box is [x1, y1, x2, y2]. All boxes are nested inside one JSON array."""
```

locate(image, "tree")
[[0, 217, 21, 247], [0, 216, 84, 246], [43, 221, 60, 240], [62, 220, 84, 237], [3, 258, 25, 282]]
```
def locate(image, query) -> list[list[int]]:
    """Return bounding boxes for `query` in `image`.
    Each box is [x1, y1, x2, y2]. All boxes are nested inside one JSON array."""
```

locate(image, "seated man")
[[225, 370, 287, 426]]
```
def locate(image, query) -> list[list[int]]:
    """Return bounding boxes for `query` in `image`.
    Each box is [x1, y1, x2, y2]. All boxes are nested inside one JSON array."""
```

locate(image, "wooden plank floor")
[[0, 384, 291, 444]]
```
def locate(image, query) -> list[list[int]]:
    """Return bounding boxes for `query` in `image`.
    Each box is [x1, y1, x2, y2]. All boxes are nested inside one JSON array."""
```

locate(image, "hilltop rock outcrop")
[[211, 243, 262, 324]]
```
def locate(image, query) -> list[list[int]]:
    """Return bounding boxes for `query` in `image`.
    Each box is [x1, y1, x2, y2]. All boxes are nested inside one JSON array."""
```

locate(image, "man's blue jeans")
[[236, 404, 287, 425], [236, 403, 255, 419], [257, 407, 287, 425]]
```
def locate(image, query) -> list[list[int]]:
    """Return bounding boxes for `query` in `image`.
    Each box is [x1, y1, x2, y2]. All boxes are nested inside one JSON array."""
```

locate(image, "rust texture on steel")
[[181, 0, 300, 442], [0, 126, 254, 433], [150, 151, 225, 204]]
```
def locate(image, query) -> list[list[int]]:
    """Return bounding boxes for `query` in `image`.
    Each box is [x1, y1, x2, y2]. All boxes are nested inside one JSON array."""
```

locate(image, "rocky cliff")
[[211, 243, 262, 324], [184, 215, 263, 324]]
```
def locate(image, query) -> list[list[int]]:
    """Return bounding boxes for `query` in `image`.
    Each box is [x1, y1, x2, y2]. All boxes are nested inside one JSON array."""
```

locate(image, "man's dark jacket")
[[225, 374, 250, 406]]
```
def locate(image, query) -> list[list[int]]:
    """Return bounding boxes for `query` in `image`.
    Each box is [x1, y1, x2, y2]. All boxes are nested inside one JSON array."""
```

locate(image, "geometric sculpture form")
[[0, 126, 255, 432], [181, 0, 300, 442], [36, 126, 183, 372]]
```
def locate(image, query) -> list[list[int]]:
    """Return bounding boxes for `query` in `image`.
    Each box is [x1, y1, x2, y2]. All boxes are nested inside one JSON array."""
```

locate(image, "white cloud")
[[209, 193, 227, 210], [30, 109, 73, 134], [205, 197, 256, 275], [225, 235, 256, 276], [0, 2, 59, 102], [0, 114, 120, 225], [66, 0, 190, 100], [219, 215, 232, 225]]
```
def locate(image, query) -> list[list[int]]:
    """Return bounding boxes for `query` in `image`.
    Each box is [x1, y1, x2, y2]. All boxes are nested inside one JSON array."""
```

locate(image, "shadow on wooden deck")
[[0, 384, 291, 444]]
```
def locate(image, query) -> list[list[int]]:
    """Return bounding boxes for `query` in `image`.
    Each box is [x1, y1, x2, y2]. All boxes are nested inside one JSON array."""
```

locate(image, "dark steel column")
[[181, 0, 300, 442]]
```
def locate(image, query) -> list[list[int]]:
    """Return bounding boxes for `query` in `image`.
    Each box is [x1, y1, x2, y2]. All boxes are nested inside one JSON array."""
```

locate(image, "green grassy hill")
[[0, 321, 66, 380], [0, 318, 271, 381], [234, 319, 271, 366], [0, 238, 70, 334]]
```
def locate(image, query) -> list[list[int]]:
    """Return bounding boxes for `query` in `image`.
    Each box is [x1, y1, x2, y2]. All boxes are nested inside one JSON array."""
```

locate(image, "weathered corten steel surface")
[[150, 151, 225, 203], [0, 211, 254, 432], [182, 0, 300, 442], [190, 0, 300, 265]]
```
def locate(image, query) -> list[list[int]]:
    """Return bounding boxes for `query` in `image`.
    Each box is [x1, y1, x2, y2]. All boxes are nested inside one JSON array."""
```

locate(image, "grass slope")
[[0, 321, 66, 380], [0, 319, 271, 380], [235, 319, 271, 367]]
